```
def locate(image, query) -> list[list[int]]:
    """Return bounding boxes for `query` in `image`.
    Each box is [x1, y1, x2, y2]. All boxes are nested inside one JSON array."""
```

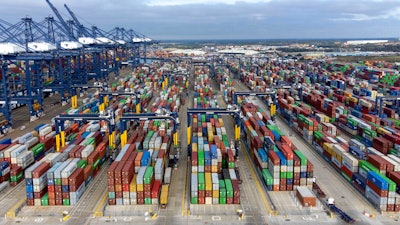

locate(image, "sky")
[[0, 0, 399, 40]]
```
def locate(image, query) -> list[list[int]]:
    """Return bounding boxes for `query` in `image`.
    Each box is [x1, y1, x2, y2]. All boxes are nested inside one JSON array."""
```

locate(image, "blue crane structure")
[[0, 0, 154, 135], [374, 95, 400, 118]]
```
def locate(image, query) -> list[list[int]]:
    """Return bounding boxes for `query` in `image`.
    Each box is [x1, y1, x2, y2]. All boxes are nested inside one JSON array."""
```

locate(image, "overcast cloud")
[[0, 0, 399, 40]]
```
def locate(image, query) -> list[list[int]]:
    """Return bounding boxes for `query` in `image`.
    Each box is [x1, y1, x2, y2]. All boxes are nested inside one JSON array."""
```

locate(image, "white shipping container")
[[332, 144, 347, 157], [382, 156, 400, 171], [16, 151, 34, 168], [44, 131, 56, 140], [39, 125, 52, 137], [155, 158, 163, 175], [164, 167, 172, 184], [136, 167, 147, 185], [342, 153, 359, 168], [4, 144, 22, 158], [61, 158, 79, 178], [229, 169, 237, 180], [19, 132, 33, 144], [10, 145, 28, 158], [81, 145, 95, 158], [33, 181, 47, 192], [25, 137, 39, 149]]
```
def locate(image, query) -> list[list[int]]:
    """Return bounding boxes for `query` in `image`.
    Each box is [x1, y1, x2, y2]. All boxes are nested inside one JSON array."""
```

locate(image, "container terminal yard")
[[2, 2, 400, 225]]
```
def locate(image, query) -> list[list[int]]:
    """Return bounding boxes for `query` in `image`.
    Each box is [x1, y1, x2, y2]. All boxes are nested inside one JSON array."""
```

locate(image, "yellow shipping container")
[[208, 130, 214, 142], [323, 143, 332, 154], [348, 96, 358, 103], [137, 184, 144, 192], [205, 173, 212, 191], [219, 118, 224, 127], [377, 127, 390, 135], [343, 91, 352, 97], [82, 108, 91, 114], [192, 143, 198, 152], [160, 184, 169, 208], [129, 174, 137, 192], [212, 190, 219, 198], [211, 166, 218, 173]]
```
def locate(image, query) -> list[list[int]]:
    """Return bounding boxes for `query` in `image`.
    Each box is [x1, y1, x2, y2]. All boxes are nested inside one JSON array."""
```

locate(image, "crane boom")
[[64, 4, 91, 37], [45, 0, 76, 40]]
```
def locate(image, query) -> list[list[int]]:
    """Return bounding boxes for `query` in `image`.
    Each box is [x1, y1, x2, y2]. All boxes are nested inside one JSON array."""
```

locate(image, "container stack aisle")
[[189, 67, 240, 205], [106, 62, 186, 207]]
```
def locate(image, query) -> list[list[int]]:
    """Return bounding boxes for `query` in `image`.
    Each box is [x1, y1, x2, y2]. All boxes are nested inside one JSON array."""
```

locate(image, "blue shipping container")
[[26, 185, 33, 193], [349, 146, 366, 160], [367, 171, 388, 190], [271, 130, 281, 141], [25, 178, 33, 186], [141, 151, 150, 166], [352, 173, 367, 189], [62, 185, 69, 193], [275, 151, 287, 165], [258, 149, 268, 162], [26, 192, 34, 199]]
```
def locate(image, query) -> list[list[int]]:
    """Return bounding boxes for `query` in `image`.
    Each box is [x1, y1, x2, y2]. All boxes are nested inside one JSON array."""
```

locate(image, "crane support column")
[[109, 131, 116, 148]]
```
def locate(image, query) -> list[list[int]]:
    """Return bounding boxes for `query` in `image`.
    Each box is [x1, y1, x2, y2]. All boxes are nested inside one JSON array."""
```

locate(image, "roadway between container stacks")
[[213, 79, 273, 223], [0, 182, 26, 218]]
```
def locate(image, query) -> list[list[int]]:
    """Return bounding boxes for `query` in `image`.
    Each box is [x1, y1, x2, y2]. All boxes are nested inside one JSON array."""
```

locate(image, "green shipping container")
[[219, 197, 226, 204], [41, 193, 49, 206], [225, 179, 233, 198], [10, 171, 24, 182], [31, 143, 45, 156], [228, 162, 235, 169], [77, 159, 87, 168], [389, 149, 398, 155], [108, 192, 115, 199], [144, 198, 152, 205], [92, 158, 100, 169], [198, 173, 205, 190], [84, 137, 96, 146], [63, 198, 70, 206], [347, 118, 358, 127], [286, 172, 294, 179], [144, 167, 154, 185], [359, 160, 379, 173], [198, 151, 205, 166], [280, 172, 287, 179], [294, 150, 307, 165], [219, 180, 226, 189], [54, 178, 62, 186], [191, 197, 198, 204], [262, 169, 273, 185], [377, 173, 397, 192], [363, 128, 377, 138]]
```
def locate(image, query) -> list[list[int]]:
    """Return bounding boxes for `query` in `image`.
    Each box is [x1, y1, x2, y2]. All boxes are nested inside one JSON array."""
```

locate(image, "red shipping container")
[[32, 162, 51, 178], [366, 180, 388, 197], [151, 180, 161, 198], [108, 198, 116, 205]]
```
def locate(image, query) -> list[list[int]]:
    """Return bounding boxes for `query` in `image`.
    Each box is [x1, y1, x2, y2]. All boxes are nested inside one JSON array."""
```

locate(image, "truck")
[[160, 184, 169, 208]]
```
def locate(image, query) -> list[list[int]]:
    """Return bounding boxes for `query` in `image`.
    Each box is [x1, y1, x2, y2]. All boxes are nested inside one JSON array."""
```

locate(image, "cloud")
[[145, 0, 271, 7], [333, 6, 400, 21]]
